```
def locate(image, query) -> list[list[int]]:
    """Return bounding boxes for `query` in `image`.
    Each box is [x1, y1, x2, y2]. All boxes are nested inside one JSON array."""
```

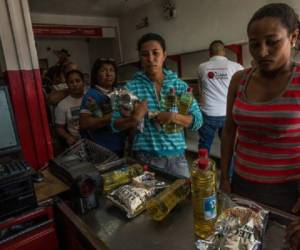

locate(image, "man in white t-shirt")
[[197, 40, 243, 152]]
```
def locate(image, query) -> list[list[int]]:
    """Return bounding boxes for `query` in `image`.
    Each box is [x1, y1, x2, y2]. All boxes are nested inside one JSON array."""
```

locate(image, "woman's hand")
[[155, 112, 175, 125], [220, 177, 231, 193], [133, 100, 148, 121], [286, 220, 300, 250], [292, 198, 300, 214], [66, 136, 77, 146]]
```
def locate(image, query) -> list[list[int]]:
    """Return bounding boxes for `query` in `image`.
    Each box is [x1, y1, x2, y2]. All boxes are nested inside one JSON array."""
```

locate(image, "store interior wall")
[[118, 0, 300, 63], [35, 37, 116, 76]]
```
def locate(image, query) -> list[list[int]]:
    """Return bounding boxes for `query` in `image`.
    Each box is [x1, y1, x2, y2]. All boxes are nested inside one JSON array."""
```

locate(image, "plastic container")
[[146, 178, 190, 221], [164, 88, 179, 133], [179, 87, 194, 115], [101, 164, 144, 193], [191, 148, 217, 239]]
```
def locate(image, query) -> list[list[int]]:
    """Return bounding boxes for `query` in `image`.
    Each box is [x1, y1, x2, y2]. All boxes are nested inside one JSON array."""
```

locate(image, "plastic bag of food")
[[107, 184, 155, 218], [132, 172, 169, 193], [195, 195, 269, 250]]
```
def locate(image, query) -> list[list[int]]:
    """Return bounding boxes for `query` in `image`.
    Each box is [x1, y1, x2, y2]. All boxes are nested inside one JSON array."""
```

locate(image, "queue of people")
[[40, 3, 300, 247]]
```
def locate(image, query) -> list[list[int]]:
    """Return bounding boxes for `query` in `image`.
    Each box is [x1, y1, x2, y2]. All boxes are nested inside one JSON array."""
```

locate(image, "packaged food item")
[[146, 179, 190, 221], [101, 164, 144, 193], [191, 148, 217, 239], [107, 184, 155, 218], [195, 198, 269, 250], [132, 171, 168, 191], [132, 171, 155, 187], [109, 88, 144, 132]]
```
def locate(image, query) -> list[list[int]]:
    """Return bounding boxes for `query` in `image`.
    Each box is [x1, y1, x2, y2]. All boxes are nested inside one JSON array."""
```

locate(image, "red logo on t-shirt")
[[207, 71, 215, 79]]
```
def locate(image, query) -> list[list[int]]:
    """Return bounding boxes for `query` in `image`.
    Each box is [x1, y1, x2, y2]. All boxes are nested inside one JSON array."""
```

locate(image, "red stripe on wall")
[[4, 69, 53, 169], [33, 25, 103, 38]]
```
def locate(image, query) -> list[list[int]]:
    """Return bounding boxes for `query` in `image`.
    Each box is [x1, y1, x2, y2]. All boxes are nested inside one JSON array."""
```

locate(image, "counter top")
[[34, 168, 69, 202], [78, 195, 297, 250]]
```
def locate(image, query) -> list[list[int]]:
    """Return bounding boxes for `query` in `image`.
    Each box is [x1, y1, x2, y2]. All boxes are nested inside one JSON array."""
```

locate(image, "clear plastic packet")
[[107, 184, 155, 218], [109, 88, 144, 132], [132, 172, 169, 192], [195, 194, 269, 250]]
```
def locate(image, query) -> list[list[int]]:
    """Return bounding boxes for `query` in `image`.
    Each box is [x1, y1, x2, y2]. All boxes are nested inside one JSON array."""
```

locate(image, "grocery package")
[[109, 88, 144, 132], [195, 194, 269, 250], [101, 164, 144, 193], [107, 184, 155, 218]]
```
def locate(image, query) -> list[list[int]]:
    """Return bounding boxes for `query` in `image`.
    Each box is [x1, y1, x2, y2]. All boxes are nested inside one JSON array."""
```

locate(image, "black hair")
[[247, 3, 300, 39], [90, 58, 117, 88], [137, 33, 166, 52], [65, 69, 84, 83], [209, 40, 225, 54], [62, 62, 78, 76], [46, 64, 64, 82]]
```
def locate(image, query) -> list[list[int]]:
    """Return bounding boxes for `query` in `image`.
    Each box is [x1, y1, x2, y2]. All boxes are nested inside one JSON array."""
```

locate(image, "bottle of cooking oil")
[[164, 88, 179, 133], [101, 164, 144, 193], [191, 149, 217, 239], [146, 179, 190, 221], [179, 87, 194, 114], [175, 87, 194, 132]]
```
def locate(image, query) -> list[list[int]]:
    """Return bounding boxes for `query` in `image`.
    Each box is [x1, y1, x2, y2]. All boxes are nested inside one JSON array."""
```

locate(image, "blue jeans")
[[198, 114, 225, 153], [134, 151, 190, 178]]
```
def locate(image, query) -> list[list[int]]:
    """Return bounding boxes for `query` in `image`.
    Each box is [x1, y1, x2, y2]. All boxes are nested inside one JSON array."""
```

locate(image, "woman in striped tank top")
[[220, 3, 300, 214]]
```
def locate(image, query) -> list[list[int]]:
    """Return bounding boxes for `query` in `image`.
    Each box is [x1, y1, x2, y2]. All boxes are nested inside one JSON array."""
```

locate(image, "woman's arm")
[[155, 95, 202, 130], [155, 112, 193, 128], [286, 220, 300, 250], [47, 89, 69, 105], [220, 71, 243, 193], [56, 125, 77, 145], [79, 113, 111, 130]]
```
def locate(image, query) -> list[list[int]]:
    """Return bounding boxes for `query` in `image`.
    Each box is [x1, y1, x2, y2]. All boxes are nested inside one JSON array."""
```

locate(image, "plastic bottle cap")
[[187, 87, 193, 93], [170, 87, 176, 93], [198, 159, 209, 170], [185, 178, 192, 185], [143, 164, 149, 172], [198, 148, 208, 158]]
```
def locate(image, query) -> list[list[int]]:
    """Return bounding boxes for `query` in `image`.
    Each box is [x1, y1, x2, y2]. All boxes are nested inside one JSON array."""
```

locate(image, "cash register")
[[0, 85, 37, 222]]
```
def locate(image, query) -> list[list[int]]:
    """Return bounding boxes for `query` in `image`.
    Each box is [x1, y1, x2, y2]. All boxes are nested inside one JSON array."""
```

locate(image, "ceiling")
[[28, 0, 155, 17]]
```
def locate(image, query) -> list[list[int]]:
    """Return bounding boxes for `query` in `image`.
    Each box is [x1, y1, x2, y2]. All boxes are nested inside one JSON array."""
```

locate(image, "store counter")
[[59, 195, 298, 250]]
